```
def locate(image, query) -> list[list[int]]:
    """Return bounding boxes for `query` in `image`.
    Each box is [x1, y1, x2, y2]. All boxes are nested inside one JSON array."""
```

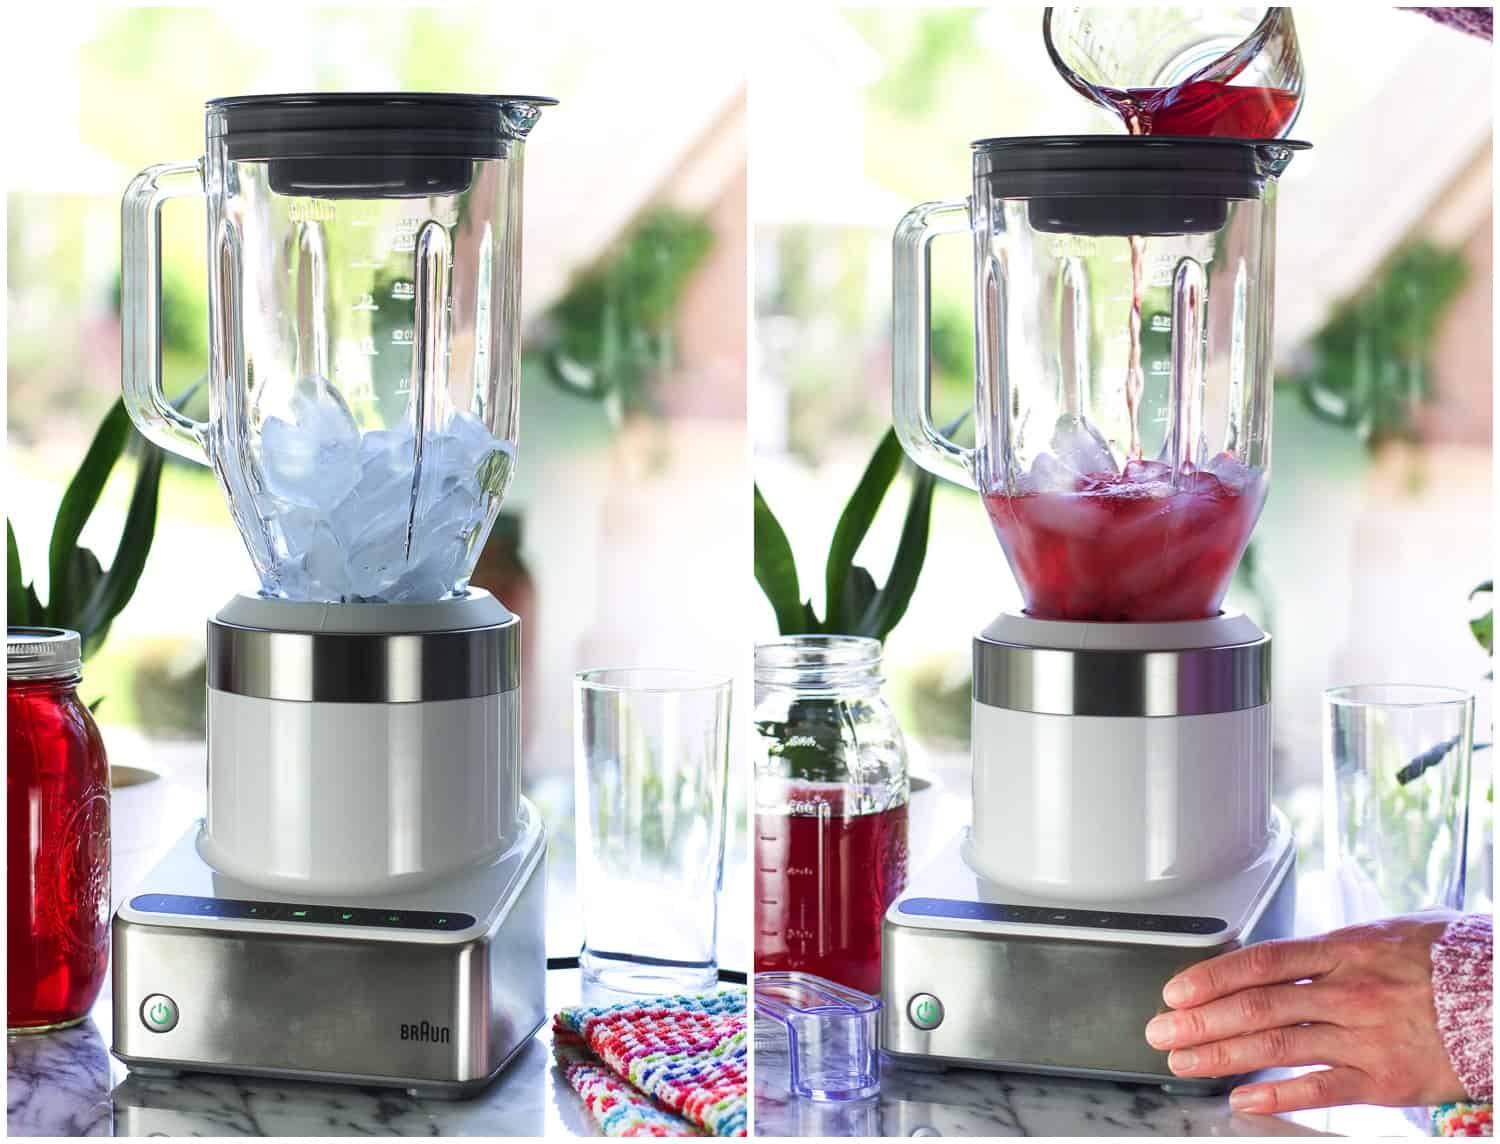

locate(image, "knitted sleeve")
[[1432, 913, 1494, 1102]]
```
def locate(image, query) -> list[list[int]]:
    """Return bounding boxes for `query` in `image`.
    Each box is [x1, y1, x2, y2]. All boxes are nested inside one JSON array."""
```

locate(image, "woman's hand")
[[1143, 913, 1467, 1114]]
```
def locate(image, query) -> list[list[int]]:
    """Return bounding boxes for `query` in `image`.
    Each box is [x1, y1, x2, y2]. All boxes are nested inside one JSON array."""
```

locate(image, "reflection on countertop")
[[753, 1043, 1423, 1138], [7, 969, 603, 1138]]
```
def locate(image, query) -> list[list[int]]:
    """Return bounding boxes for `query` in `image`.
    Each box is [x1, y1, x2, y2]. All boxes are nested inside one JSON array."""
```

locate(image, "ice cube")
[[301, 519, 351, 601], [1204, 451, 1258, 494], [346, 523, 414, 601], [329, 469, 413, 550], [412, 485, 481, 550], [423, 412, 510, 479], [270, 506, 324, 556], [1028, 492, 1112, 540], [258, 376, 361, 509], [1028, 452, 1084, 493], [386, 538, 469, 602], [1050, 414, 1118, 478]]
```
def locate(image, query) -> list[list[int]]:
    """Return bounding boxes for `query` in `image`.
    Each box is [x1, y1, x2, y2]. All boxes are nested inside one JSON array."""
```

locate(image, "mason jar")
[[7, 628, 111, 1032], [753, 635, 909, 994]]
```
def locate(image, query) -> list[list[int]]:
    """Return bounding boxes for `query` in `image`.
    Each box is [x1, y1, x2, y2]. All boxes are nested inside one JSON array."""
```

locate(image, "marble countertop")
[[8, 968, 611, 1137], [754, 1047, 1426, 1138]]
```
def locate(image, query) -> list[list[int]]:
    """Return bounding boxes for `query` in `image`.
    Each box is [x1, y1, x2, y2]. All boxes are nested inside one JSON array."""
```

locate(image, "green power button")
[[141, 993, 178, 1033], [908, 993, 943, 1030]]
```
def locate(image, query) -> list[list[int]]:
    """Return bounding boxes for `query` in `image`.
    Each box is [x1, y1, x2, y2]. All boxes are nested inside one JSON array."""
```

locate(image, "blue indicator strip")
[[130, 893, 475, 931], [897, 897, 1227, 935]]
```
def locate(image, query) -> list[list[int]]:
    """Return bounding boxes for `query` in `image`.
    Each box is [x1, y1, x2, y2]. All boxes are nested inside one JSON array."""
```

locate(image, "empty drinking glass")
[[1324, 684, 1474, 925], [574, 668, 733, 994]]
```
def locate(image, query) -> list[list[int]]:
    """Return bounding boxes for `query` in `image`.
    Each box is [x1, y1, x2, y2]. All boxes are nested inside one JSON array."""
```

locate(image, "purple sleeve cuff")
[[1433, 914, 1494, 1102]]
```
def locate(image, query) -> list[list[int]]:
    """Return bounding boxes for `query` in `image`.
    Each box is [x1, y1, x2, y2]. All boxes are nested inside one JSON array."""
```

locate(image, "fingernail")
[[1163, 979, 1191, 1006], [1229, 1087, 1267, 1113], [1169, 1048, 1198, 1073], [1145, 1015, 1177, 1047]]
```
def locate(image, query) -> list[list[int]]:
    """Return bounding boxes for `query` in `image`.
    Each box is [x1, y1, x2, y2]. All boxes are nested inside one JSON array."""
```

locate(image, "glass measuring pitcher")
[[122, 93, 554, 602], [894, 136, 1306, 621], [1044, 7, 1304, 137]]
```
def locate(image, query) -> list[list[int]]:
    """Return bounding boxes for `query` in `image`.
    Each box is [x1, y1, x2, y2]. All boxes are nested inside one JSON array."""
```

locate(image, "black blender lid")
[[206, 92, 557, 198], [971, 135, 1310, 236]]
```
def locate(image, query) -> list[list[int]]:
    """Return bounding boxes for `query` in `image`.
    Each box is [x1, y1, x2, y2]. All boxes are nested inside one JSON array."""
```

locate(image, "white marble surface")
[[8, 968, 606, 1137], [753, 1046, 1426, 1138]]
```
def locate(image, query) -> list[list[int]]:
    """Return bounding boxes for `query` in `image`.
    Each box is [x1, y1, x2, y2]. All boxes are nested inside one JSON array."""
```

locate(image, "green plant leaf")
[[856, 467, 937, 641], [753, 484, 805, 634], [801, 600, 823, 633], [839, 564, 880, 636], [76, 440, 163, 656], [8, 519, 40, 626], [47, 399, 132, 623], [825, 429, 902, 633], [57, 546, 106, 643]]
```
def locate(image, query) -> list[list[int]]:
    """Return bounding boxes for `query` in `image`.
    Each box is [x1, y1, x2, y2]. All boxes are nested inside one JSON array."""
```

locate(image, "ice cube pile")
[[255, 378, 511, 602]]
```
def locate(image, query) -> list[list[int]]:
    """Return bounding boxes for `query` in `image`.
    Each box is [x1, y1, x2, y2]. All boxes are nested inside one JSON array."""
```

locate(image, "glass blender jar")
[[894, 135, 1306, 622], [117, 94, 554, 893], [123, 93, 554, 603]]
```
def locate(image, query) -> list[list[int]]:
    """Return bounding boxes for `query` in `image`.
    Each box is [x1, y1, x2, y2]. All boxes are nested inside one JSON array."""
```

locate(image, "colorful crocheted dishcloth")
[[554, 989, 747, 1138], [1435, 1102, 1494, 1138]]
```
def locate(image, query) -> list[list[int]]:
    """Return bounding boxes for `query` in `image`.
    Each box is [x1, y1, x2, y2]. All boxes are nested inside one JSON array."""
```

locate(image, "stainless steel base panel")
[[880, 856, 1296, 1093], [111, 847, 546, 1098]]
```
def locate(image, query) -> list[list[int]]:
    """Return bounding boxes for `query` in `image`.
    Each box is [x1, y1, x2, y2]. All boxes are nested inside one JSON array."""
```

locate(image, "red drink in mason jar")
[[7, 628, 111, 1032]]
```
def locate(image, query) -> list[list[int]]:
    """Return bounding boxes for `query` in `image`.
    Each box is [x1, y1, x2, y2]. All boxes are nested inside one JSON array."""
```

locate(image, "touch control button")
[[141, 993, 178, 1033], [908, 993, 943, 1031]]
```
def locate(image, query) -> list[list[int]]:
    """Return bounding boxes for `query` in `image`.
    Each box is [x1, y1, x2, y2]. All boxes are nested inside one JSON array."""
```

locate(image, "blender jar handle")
[[121, 160, 210, 465], [892, 198, 976, 490]]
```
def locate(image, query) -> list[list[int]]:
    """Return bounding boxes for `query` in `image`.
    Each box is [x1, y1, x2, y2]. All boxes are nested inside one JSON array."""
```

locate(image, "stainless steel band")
[[972, 633, 1270, 717], [208, 616, 520, 703]]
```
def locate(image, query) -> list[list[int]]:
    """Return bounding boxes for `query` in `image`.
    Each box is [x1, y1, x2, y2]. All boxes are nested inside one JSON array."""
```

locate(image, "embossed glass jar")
[[7, 628, 111, 1032], [753, 636, 910, 994]]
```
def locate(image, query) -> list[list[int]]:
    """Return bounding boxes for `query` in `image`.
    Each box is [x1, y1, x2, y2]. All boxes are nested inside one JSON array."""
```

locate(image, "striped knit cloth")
[[554, 989, 748, 1137], [1434, 1102, 1494, 1138]]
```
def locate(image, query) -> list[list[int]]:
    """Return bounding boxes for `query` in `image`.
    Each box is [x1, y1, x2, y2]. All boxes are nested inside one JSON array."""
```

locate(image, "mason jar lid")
[[8, 627, 83, 682]]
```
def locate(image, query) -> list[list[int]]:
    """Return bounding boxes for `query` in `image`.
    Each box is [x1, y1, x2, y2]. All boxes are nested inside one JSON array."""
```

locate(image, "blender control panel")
[[898, 897, 1227, 935], [130, 894, 475, 931]]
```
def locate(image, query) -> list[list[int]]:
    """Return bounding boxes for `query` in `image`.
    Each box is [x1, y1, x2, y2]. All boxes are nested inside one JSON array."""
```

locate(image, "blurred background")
[[5, 8, 749, 966], [751, 6, 1493, 906]]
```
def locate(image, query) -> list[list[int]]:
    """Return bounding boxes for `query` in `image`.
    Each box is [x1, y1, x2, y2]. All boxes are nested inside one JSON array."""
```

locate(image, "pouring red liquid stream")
[[755, 793, 908, 995]]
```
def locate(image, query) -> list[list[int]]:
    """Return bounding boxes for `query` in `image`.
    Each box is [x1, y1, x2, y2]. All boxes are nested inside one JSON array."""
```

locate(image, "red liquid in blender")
[[8, 679, 112, 1030], [1107, 81, 1300, 138], [984, 459, 1266, 623], [755, 790, 908, 995]]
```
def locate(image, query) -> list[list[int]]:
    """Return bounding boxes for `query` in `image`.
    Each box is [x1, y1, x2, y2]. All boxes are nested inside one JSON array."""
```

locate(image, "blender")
[[883, 135, 1306, 1089], [111, 93, 554, 1096]]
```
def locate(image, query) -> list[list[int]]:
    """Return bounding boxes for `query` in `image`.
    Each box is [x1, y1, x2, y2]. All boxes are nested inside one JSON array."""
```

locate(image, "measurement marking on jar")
[[359, 335, 379, 357], [390, 281, 415, 300], [351, 294, 379, 312], [391, 329, 414, 345]]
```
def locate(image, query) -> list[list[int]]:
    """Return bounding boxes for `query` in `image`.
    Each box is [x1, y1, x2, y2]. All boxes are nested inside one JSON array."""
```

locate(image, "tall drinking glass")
[[574, 668, 733, 994], [1324, 684, 1474, 925]]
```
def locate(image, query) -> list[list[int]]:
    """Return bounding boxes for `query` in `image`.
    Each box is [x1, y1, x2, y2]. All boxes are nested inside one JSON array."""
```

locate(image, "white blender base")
[[112, 798, 546, 1098], [880, 812, 1295, 1091]]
